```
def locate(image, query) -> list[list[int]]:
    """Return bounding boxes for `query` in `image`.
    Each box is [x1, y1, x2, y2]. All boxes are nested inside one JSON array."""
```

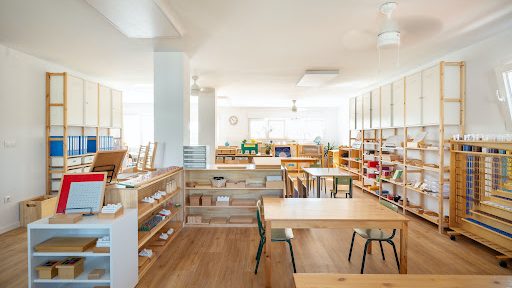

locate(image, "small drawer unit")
[[183, 145, 209, 168], [50, 156, 82, 167]]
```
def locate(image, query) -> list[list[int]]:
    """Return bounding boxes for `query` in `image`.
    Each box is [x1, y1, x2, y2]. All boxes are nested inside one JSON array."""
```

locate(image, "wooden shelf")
[[138, 207, 182, 249], [186, 205, 256, 209], [138, 188, 181, 220], [185, 223, 256, 228], [186, 186, 283, 190], [405, 185, 448, 199]]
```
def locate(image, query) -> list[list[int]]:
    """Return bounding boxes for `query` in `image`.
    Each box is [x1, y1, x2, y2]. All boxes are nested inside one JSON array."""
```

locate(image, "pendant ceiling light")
[[191, 75, 201, 94], [377, 2, 400, 68], [291, 100, 298, 113]]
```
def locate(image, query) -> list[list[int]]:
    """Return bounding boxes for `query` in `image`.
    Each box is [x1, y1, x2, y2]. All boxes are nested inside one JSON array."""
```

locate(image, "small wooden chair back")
[[297, 177, 307, 198], [334, 176, 353, 198]]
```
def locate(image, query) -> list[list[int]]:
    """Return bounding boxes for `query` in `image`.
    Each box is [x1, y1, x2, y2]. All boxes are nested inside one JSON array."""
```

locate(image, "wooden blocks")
[[88, 268, 105, 279], [56, 257, 85, 279], [201, 195, 212, 206], [49, 213, 83, 224], [189, 194, 201, 206]]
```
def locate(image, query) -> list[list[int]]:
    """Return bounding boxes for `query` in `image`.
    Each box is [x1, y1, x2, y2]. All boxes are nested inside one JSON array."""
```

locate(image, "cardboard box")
[[189, 194, 202, 206], [56, 257, 85, 279], [201, 195, 212, 206]]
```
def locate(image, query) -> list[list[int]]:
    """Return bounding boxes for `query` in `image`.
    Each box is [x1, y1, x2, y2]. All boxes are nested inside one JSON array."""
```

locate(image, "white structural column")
[[154, 52, 190, 167], [197, 89, 216, 164]]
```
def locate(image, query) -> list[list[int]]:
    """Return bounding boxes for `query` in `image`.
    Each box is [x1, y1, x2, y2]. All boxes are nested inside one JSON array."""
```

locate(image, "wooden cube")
[[56, 257, 84, 279], [88, 268, 105, 280], [35, 260, 60, 279]]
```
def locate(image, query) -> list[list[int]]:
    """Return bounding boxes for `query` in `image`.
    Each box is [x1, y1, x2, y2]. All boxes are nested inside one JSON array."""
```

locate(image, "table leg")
[[316, 176, 321, 198], [306, 173, 310, 196], [400, 221, 408, 274], [334, 176, 337, 198], [265, 220, 272, 287], [367, 242, 372, 254]]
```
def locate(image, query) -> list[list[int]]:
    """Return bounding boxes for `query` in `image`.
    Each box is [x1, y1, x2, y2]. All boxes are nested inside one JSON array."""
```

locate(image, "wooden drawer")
[[68, 168, 84, 174], [82, 155, 94, 164], [50, 157, 82, 167]]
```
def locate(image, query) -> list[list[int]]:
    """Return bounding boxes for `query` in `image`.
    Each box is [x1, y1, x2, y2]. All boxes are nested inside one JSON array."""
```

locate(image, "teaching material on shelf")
[[49, 213, 83, 224], [56, 172, 107, 214], [226, 180, 246, 188], [20, 195, 58, 226], [90, 149, 127, 183], [201, 195, 212, 206], [211, 176, 227, 187], [229, 215, 254, 224], [190, 194, 201, 206], [449, 140, 512, 263], [35, 260, 60, 279], [35, 237, 97, 252], [56, 257, 85, 279], [216, 195, 230, 206], [88, 268, 106, 279], [253, 156, 282, 169], [98, 203, 124, 219], [231, 198, 257, 206]]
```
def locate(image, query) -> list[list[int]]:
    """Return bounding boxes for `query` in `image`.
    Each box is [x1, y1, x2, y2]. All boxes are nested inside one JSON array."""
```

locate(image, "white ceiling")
[[1, 0, 512, 106]]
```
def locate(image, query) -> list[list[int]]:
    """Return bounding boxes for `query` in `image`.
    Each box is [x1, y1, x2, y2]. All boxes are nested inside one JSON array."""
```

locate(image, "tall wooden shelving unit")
[[46, 72, 123, 195], [340, 61, 465, 233]]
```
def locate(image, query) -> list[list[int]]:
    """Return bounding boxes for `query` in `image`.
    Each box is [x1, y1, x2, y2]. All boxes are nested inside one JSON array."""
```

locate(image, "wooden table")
[[293, 273, 512, 288], [303, 168, 352, 198], [263, 198, 409, 288]]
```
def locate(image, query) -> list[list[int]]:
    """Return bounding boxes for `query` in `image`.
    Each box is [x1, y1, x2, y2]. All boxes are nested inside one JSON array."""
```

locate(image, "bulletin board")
[[56, 172, 107, 214]]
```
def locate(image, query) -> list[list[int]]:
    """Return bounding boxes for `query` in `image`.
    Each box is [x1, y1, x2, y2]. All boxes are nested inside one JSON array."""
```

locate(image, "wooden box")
[[226, 180, 246, 188], [88, 268, 105, 280], [20, 195, 57, 226], [187, 214, 202, 224], [381, 154, 401, 162], [246, 178, 265, 188], [35, 260, 60, 279], [56, 257, 85, 279], [98, 207, 124, 219], [35, 237, 97, 252], [224, 157, 238, 164], [265, 181, 284, 189], [231, 199, 257, 207], [49, 214, 83, 224], [237, 157, 250, 164], [215, 157, 224, 164], [189, 194, 202, 206], [201, 195, 212, 206]]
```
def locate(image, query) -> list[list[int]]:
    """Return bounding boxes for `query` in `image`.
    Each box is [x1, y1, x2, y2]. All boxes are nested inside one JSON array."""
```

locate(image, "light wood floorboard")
[[1, 188, 510, 288]]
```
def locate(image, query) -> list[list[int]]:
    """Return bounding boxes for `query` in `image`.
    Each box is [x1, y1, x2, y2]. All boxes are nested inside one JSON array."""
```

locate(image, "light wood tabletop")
[[303, 168, 353, 197], [293, 273, 512, 288], [262, 198, 409, 288]]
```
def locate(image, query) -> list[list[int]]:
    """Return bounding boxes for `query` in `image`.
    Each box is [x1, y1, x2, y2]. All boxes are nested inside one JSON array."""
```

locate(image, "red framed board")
[[56, 172, 107, 214]]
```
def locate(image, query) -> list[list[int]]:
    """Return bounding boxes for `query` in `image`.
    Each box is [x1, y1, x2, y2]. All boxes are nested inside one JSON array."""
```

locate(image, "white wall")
[[217, 106, 341, 146], [0, 44, 96, 233], [197, 90, 216, 164]]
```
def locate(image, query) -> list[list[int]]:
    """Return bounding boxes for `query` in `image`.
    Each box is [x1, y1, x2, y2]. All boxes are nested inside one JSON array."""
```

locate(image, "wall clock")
[[229, 115, 238, 126]]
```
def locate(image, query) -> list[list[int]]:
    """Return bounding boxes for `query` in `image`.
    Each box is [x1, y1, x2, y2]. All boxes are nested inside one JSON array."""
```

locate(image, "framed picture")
[[56, 172, 107, 214], [274, 146, 291, 158]]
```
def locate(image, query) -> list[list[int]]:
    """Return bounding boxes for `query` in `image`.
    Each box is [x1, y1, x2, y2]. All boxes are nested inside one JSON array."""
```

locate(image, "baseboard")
[[0, 221, 21, 235]]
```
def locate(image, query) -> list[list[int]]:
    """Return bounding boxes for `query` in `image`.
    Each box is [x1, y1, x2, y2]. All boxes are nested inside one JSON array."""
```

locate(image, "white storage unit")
[[27, 209, 138, 288], [99, 85, 112, 128], [370, 88, 380, 129], [405, 72, 422, 126], [111, 89, 123, 128], [355, 95, 363, 130], [183, 145, 209, 168], [85, 80, 99, 127], [442, 64, 463, 125], [392, 79, 405, 127], [380, 84, 392, 128], [66, 75, 85, 126], [422, 65, 441, 125], [349, 97, 356, 130], [362, 92, 371, 129]]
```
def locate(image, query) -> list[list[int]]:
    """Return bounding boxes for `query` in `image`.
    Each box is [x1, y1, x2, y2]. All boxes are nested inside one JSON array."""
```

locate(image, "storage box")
[[246, 178, 265, 188], [56, 257, 85, 279], [231, 199, 257, 207], [229, 216, 254, 224], [226, 180, 246, 188], [20, 195, 58, 227], [189, 194, 202, 206], [210, 217, 228, 224], [381, 154, 401, 162], [215, 157, 224, 164], [224, 157, 238, 164], [266, 181, 284, 189], [237, 157, 250, 164], [187, 214, 202, 224], [35, 260, 60, 279], [216, 196, 230, 206], [201, 195, 212, 206]]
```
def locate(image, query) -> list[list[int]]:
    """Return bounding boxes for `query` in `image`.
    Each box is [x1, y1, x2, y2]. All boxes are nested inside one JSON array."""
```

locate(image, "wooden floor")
[[1, 188, 510, 288]]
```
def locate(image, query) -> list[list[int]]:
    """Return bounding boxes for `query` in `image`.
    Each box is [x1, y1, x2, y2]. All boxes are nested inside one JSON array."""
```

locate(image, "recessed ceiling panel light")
[[297, 70, 339, 87]]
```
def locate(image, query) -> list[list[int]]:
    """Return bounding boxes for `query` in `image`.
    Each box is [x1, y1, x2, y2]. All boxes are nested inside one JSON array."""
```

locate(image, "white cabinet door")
[[66, 75, 84, 126], [84, 81, 98, 127], [349, 97, 356, 130], [392, 79, 404, 127], [111, 90, 123, 128], [355, 95, 363, 130], [380, 84, 392, 128], [371, 88, 380, 129], [422, 65, 440, 125], [362, 92, 371, 129], [99, 86, 112, 127], [443, 64, 462, 125], [405, 72, 422, 126]]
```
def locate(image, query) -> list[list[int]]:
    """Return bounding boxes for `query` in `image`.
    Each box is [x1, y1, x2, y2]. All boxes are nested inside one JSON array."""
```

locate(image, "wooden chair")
[[297, 177, 308, 198], [307, 163, 327, 194], [348, 200, 400, 274], [330, 176, 353, 198], [254, 200, 296, 274]]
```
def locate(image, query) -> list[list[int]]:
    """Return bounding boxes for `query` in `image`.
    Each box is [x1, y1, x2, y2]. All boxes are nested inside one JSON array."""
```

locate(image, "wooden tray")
[[35, 237, 97, 252]]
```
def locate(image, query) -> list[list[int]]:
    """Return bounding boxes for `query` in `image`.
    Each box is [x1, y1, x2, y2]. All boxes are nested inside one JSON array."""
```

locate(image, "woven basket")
[[210, 177, 227, 188]]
